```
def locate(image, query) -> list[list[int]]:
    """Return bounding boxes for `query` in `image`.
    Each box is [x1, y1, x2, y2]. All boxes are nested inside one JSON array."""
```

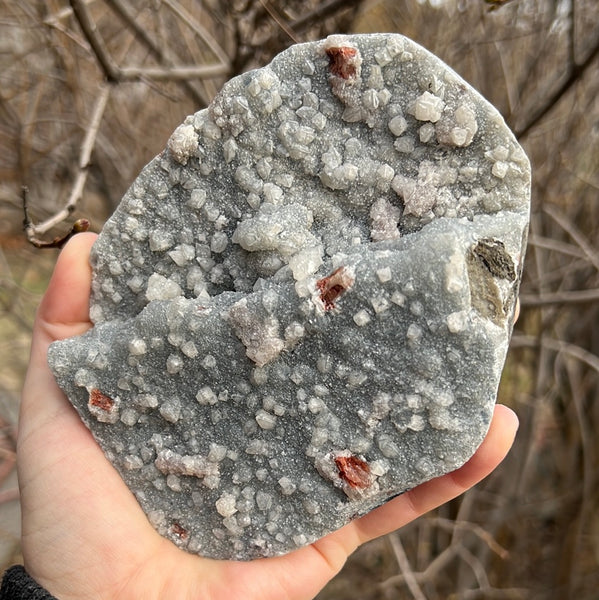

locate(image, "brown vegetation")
[[1, 0, 598, 598]]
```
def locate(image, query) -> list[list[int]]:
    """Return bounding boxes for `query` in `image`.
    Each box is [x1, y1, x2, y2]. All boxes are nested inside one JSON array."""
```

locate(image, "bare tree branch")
[[520, 288, 599, 307], [516, 37, 599, 138], [388, 533, 428, 600], [527, 234, 586, 259], [50, 0, 231, 86], [69, 0, 120, 82], [380, 514, 511, 593], [103, 0, 209, 106], [568, 0, 576, 65], [23, 187, 90, 249], [22, 82, 109, 247], [380, 543, 457, 590], [118, 64, 229, 81], [161, 0, 230, 66], [511, 334, 599, 374], [457, 545, 490, 590], [543, 203, 599, 272], [428, 517, 509, 559], [27, 82, 108, 233], [43, 1, 95, 51], [259, 0, 300, 44]]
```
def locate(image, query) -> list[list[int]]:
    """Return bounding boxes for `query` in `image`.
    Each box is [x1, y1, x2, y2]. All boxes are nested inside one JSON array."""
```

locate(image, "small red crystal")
[[326, 46, 359, 79], [316, 266, 354, 310], [171, 522, 188, 539], [335, 455, 371, 489], [89, 388, 115, 412]]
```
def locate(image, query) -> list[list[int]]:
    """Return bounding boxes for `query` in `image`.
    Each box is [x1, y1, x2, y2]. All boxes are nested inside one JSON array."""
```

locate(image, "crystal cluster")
[[49, 34, 530, 560]]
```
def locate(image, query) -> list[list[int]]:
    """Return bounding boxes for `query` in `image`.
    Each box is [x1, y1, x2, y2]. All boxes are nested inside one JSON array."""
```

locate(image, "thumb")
[[36, 231, 98, 337], [21, 232, 97, 433]]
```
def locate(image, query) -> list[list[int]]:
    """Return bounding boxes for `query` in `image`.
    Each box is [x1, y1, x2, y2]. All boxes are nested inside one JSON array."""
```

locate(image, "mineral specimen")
[[48, 33, 531, 560]]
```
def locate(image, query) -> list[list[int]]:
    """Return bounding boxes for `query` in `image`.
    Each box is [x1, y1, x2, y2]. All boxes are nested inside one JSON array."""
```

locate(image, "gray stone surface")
[[48, 33, 530, 560]]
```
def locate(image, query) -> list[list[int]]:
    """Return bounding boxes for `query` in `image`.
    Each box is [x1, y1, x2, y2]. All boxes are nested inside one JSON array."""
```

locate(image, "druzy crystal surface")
[[49, 34, 530, 560]]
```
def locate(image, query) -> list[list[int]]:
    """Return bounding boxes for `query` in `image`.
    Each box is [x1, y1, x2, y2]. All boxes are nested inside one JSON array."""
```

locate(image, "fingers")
[[351, 404, 519, 544]]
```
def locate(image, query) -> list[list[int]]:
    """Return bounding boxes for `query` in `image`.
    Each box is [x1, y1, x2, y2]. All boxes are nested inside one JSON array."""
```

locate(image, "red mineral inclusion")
[[316, 266, 354, 310], [334, 455, 371, 489], [171, 522, 188, 539], [89, 388, 115, 411], [326, 46, 358, 79]]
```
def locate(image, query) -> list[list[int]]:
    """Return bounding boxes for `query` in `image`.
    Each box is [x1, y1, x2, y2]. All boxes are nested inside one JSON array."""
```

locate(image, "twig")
[[520, 288, 599, 306], [511, 334, 599, 374], [381, 513, 509, 592], [70, 0, 215, 104], [104, 0, 169, 64], [527, 234, 585, 259], [380, 543, 458, 590], [382, 544, 527, 599], [543, 203, 599, 272], [564, 360, 594, 597], [493, 40, 516, 116], [43, 0, 93, 25], [388, 533, 428, 600], [516, 36, 599, 138], [62, 1, 227, 87], [23, 187, 90, 249], [43, 4, 92, 53], [456, 545, 490, 590], [449, 493, 474, 588], [103, 0, 207, 106], [428, 518, 508, 560], [569, 0, 577, 65], [161, 0, 230, 66], [70, 0, 120, 81], [511, 212, 559, 505], [23, 82, 108, 246], [118, 64, 229, 81], [259, 0, 300, 44]]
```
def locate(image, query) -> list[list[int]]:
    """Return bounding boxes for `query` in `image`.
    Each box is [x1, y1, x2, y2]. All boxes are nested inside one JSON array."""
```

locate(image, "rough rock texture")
[[48, 33, 530, 560]]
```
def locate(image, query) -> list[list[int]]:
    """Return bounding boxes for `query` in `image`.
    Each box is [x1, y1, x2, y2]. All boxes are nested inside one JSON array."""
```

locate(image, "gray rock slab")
[[48, 33, 530, 560]]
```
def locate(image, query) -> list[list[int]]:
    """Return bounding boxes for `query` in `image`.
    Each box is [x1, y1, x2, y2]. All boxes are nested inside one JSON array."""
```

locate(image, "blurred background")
[[1, 0, 598, 598]]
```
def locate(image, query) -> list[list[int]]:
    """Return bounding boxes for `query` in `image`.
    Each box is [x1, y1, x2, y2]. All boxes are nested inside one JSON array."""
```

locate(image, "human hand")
[[18, 232, 518, 600]]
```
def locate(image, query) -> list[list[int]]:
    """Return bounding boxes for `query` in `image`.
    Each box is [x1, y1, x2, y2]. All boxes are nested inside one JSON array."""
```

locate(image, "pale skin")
[[19, 232, 519, 600]]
